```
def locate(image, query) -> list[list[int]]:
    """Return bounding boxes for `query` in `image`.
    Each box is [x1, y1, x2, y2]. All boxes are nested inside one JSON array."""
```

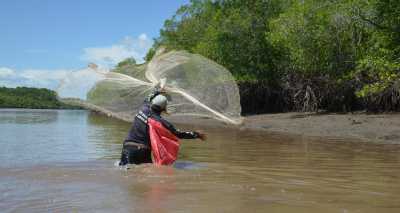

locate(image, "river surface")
[[1, 109, 400, 213]]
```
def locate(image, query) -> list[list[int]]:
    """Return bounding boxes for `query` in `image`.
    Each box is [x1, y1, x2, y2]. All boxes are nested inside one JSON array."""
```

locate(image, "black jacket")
[[124, 91, 199, 147]]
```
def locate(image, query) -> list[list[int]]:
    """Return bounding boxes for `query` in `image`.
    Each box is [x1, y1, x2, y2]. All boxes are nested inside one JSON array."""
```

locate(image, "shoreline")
[[169, 112, 400, 144], [3, 108, 399, 143]]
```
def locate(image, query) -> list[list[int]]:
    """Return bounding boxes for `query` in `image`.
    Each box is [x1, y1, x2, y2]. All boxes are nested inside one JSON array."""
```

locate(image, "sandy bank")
[[169, 112, 400, 143]]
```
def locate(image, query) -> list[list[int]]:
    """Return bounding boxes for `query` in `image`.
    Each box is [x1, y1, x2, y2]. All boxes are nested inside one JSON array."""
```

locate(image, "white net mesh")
[[57, 50, 243, 125]]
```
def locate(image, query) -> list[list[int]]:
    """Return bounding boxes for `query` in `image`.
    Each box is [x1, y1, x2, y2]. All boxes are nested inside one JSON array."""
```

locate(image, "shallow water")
[[1, 109, 400, 212]]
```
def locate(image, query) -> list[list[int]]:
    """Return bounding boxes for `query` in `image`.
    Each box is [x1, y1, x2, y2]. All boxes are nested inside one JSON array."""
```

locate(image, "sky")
[[0, 0, 189, 89]]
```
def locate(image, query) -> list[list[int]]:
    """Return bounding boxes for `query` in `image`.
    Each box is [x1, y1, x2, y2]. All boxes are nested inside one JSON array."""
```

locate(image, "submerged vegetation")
[[145, 0, 400, 114], [0, 87, 81, 109]]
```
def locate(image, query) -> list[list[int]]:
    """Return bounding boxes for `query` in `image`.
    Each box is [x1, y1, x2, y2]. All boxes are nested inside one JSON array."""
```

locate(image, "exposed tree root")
[[365, 81, 400, 112]]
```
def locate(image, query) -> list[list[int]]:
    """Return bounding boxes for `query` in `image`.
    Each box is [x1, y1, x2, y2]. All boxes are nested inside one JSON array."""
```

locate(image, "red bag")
[[148, 118, 180, 166]]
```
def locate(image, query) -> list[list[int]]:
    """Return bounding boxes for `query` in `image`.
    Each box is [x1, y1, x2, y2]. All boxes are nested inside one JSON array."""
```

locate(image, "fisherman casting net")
[[57, 50, 242, 125]]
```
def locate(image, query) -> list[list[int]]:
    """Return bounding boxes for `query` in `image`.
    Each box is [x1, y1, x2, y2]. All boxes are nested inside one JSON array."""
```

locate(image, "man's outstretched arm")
[[160, 118, 205, 140]]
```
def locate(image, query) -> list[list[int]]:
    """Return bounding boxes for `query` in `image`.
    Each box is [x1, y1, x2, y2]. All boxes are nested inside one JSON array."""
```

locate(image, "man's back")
[[124, 103, 152, 147]]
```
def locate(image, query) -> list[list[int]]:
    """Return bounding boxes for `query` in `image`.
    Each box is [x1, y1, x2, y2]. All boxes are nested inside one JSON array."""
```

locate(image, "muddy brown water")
[[1, 109, 400, 213]]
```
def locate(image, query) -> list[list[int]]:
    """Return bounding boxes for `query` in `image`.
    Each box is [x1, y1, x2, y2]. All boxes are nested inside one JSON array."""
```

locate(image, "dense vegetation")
[[146, 0, 400, 114], [0, 87, 81, 109]]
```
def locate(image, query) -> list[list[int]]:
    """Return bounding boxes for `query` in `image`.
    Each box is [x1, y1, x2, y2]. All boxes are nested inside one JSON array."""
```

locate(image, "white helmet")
[[151, 94, 168, 111]]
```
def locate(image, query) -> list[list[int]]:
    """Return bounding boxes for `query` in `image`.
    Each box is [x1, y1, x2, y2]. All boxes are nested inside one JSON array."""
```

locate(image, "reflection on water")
[[0, 109, 126, 167], [1, 109, 400, 212], [0, 109, 59, 124]]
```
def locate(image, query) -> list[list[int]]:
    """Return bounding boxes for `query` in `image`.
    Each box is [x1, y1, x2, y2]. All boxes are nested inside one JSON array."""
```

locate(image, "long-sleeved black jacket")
[[124, 91, 199, 148]]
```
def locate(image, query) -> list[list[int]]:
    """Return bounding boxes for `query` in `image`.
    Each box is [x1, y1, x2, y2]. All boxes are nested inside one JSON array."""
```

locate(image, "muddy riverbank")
[[169, 112, 400, 144]]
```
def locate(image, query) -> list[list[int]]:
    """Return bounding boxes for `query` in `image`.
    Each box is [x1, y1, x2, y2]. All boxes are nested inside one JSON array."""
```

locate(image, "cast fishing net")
[[57, 50, 243, 125]]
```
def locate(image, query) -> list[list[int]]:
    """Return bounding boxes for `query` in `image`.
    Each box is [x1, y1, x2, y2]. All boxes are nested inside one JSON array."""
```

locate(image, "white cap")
[[151, 94, 168, 110]]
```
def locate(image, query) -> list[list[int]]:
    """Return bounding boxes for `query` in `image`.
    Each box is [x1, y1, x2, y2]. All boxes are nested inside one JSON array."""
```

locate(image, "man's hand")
[[155, 78, 167, 94], [196, 131, 207, 141], [159, 87, 167, 94]]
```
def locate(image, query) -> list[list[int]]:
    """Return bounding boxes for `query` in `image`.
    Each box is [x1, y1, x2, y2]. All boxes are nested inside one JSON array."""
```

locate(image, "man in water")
[[119, 89, 206, 165]]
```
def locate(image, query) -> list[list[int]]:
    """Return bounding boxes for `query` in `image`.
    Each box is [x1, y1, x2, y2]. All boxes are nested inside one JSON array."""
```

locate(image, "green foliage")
[[147, 0, 400, 112], [355, 55, 399, 96], [116, 57, 136, 68], [156, 0, 286, 82], [113, 56, 147, 80], [269, 0, 374, 77], [0, 87, 80, 109], [350, 0, 400, 98], [144, 47, 156, 62], [373, 0, 400, 53]]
